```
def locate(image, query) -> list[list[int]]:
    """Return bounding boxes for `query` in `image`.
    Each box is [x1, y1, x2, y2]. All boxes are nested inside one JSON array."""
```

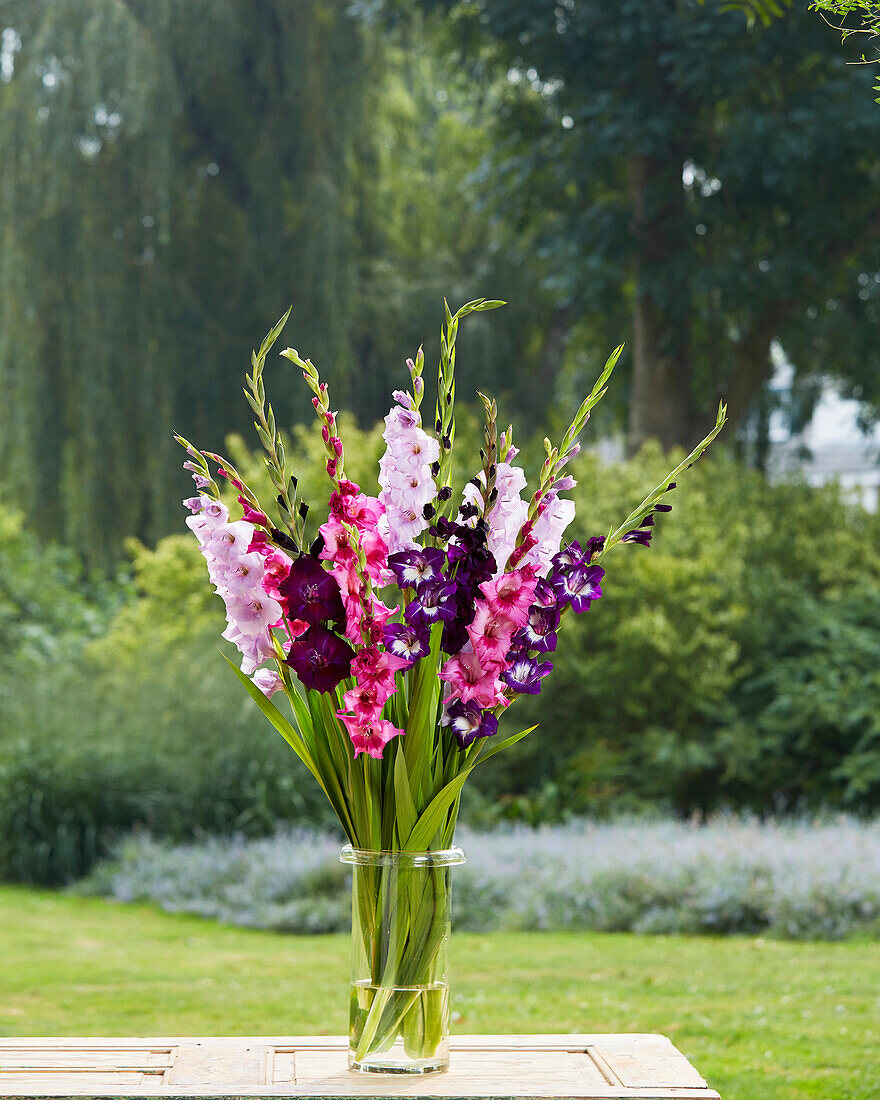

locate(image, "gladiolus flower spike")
[[177, 301, 726, 858]]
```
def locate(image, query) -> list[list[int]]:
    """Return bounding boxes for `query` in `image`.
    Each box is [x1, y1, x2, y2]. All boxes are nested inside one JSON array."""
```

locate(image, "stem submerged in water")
[[343, 847, 463, 1073]]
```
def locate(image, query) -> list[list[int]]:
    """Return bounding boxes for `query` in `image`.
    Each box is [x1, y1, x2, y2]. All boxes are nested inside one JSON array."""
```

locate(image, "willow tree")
[[0, 0, 371, 561]]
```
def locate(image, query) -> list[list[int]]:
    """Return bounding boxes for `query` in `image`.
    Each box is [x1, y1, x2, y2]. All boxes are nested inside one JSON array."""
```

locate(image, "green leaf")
[[404, 725, 538, 850], [393, 749, 418, 844], [223, 654, 323, 788]]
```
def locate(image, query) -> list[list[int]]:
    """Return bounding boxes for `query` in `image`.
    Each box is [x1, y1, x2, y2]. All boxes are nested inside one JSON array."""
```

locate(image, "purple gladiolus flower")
[[443, 698, 498, 749], [501, 653, 553, 695], [552, 563, 604, 613], [532, 578, 557, 609], [404, 578, 457, 625], [383, 621, 430, 664], [285, 624, 354, 692], [552, 540, 587, 572], [512, 604, 559, 653], [278, 554, 344, 626], [387, 547, 447, 590], [622, 528, 653, 548]]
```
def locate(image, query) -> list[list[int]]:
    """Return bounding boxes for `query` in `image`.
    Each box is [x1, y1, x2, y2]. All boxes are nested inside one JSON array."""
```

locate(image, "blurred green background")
[[2, 0, 880, 883], [3, 4, 880, 1095]]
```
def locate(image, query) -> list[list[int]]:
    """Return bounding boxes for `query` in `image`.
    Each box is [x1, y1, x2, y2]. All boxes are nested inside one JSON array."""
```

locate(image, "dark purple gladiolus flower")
[[512, 604, 559, 653], [443, 698, 498, 749], [404, 578, 457, 625], [387, 547, 447, 590], [585, 535, 606, 558], [285, 624, 354, 692], [383, 621, 430, 664], [278, 554, 344, 626], [441, 617, 470, 656], [502, 653, 553, 695], [553, 564, 604, 613]]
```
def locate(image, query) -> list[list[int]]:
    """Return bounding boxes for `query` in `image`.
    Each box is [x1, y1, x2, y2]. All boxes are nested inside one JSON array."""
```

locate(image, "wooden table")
[[0, 1036, 719, 1099]]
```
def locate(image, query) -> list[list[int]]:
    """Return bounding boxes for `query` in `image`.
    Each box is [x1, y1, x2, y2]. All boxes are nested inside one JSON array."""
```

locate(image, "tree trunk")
[[723, 315, 781, 432], [524, 306, 570, 416], [627, 153, 698, 454]]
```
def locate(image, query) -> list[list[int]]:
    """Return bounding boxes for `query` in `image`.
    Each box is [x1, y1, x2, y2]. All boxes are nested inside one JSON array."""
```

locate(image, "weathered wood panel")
[[0, 1035, 720, 1099]]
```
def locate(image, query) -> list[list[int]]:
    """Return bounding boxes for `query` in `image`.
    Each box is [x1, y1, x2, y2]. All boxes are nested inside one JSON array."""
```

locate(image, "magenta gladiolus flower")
[[285, 624, 354, 692], [479, 569, 537, 629], [466, 601, 515, 667], [439, 650, 506, 709], [336, 711, 404, 759]]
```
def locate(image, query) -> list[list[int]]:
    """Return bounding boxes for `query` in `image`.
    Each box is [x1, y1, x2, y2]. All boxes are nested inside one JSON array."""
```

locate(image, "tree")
[[418, 1, 880, 452], [0, 1, 373, 561], [0, 3, 558, 562]]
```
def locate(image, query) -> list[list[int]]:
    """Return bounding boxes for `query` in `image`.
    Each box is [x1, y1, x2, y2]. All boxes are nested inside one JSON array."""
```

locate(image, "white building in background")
[[764, 351, 880, 513]]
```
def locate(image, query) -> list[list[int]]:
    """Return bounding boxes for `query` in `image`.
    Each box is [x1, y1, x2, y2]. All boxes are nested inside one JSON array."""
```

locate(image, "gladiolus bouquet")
[[177, 299, 725, 1072]]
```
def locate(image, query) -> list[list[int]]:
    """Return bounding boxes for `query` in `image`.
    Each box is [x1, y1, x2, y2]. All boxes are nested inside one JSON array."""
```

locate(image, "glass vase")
[[340, 845, 466, 1074]]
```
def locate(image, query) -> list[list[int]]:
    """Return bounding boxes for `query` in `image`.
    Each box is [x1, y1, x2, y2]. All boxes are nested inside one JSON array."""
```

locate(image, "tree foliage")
[[0, 2, 551, 563], [416, 0, 880, 450]]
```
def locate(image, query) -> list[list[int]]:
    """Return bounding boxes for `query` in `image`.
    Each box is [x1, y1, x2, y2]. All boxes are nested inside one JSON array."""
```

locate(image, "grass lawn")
[[0, 887, 877, 1099]]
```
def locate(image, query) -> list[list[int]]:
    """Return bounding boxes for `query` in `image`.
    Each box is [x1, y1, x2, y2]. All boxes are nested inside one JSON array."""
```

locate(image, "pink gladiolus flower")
[[479, 569, 538, 628], [222, 623, 276, 675], [318, 518, 358, 567], [239, 497, 269, 527], [439, 651, 507, 709], [350, 645, 408, 704], [520, 492, 576, 576], [224, 591, 284, 637], [252, 668, 284, 697], [206, 520, 255, 559], [260, 549, 293, 596], [378, 400, 439, 554], [342, 684, 381, 722], [466, 602, 515, 667], [336, 712, 404, 759]]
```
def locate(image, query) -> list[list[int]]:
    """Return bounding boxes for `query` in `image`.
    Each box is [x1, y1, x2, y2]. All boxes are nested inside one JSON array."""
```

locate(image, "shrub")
[[4, 428, 880, 885], [81, 816, 880, 941], [486, 446, 880, 814]]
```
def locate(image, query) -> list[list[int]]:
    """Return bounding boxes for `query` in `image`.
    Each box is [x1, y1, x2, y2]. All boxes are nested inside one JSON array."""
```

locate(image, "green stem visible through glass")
[[342, 847, 464, 1073]]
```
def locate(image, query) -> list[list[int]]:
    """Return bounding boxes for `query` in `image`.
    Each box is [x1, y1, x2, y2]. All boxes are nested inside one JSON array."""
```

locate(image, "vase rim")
[[340, 844, 466, 867]]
